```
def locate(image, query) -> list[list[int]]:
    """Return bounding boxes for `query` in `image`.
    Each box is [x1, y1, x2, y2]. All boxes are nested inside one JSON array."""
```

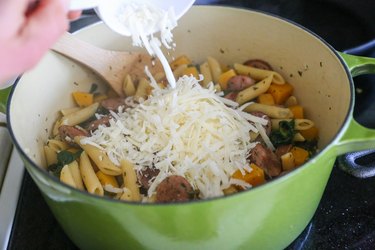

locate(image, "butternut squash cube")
[[72, 92, 94, 107], [267, 82, 294, 105]]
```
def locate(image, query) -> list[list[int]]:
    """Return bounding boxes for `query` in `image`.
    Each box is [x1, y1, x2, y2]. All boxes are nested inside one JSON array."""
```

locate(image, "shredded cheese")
[[81, 76, 267, 199], [114, 1, 177, 87]]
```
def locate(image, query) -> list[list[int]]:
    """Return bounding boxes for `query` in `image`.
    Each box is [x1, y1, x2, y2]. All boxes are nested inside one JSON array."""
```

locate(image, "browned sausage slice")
[[224, 92, 238, 101], [156, 175, 194, 203], [86, 115, 112, 132], [59, 125, 89, 146], [227, 75, 255, 91], [243, 59, 273, 70], [248, 143, 281, 177], [101, 98, 126, 111], [275, 144, 293, 158]]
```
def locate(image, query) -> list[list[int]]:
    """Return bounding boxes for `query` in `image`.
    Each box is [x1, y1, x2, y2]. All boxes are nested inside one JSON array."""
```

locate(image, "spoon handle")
[[51, 32, 112, 76]]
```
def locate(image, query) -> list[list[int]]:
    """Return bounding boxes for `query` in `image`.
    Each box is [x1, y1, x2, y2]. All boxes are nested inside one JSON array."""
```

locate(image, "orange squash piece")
[[291, 146, 309, 166], [257, 93, 275, 105], [183, 66, 199, 79], [232, 163, 265, 187], [170, 55, 192, 70], [267, 82, 294, 105], [300, 126, 319, 140], [72, 91, 94, 107], [288, 105, 304, 119], [96, 170, 119, 188], [218, 69, 236, 90]]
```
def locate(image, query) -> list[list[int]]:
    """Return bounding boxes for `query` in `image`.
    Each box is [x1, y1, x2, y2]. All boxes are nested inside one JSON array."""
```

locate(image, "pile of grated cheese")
[[81, 76, 270, 199]]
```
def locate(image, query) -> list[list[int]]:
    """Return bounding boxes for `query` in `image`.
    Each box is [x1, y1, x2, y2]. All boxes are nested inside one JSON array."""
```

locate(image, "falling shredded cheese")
[[81, 76, 269, 199], [115, 1, 177, 87]]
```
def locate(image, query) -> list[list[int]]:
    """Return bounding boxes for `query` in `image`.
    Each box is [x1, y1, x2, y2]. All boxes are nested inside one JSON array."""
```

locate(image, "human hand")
[[0, 0, 82, 84]]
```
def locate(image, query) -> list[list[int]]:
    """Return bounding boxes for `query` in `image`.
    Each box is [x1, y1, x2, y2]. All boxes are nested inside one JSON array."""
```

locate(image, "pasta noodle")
[[68, 160, 85, 190], [120, 159, 141, 202], [199, 61, 213, 87], [75, 136, 122, 176], [233, 63, 285, 85], [79, 151, 104, 196], [207, 56, 222, 83], [60, 164, 77, 188], [123, 74, 137, 97], [271, 119, 314, 130], [244, 102, 293, 119], [236, 75, 273, 105], [61, 102, 99, 126]]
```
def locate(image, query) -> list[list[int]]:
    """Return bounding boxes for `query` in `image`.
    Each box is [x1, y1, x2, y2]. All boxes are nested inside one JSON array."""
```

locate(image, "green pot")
[[2, 6, 375, 250]]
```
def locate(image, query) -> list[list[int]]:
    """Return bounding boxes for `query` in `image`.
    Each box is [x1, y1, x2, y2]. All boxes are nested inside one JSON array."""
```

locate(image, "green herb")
[[270, 120, 296, 147], [89, 83, 98, 94], [48, 150, 82, 177], [295, 139, 318, 156]]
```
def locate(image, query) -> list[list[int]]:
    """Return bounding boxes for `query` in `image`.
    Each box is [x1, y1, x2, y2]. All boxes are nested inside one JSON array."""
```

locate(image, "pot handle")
[[0, 86, 12, 115], [336, 52, 375, 178]]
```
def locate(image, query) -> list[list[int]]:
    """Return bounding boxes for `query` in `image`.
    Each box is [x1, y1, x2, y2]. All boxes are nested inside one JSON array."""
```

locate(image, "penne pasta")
[[60, 102, 99, 126], [271, 118, 314, 130], [244, 102, 293, 119], [47, 139, 69, 152], [123, 74, 137, 97], [75, 136, 122, 176], [236, 75, 273, 105], [120, 159, 141, 201], [293, 132, 306, 142], [233, 63, 285, 85], [60, 164, 77, 188], [199, 61, 213, 87], [79, 151, 104, 196], [284, 96, 298, 107], [281, 152, 295, 171], [134, 78, 151, 101], [60, 107, 81, 116], [44, 145, 57, 166], [118, 188, 133, 201], [68, 160, 85, 190], [207, 56, 222, 83]]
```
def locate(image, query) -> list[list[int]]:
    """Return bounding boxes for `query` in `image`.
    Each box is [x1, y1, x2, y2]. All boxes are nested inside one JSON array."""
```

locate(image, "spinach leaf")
[[295, 139, 318, 156], [48, 150, 82, 177], [89, 83, 98, 94], [270, 120, 296, 147]]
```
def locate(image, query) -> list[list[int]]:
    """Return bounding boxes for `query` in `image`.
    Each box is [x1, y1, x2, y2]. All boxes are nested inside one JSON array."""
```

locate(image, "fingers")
[[68, 10, 82, 21]]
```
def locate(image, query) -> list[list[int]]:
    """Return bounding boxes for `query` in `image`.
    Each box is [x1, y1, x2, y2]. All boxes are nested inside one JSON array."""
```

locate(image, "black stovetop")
[[7, 1, 375, 249]]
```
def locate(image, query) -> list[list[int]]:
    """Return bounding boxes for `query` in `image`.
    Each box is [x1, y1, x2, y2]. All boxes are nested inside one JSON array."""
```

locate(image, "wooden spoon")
[[51, 32, 163, 96]]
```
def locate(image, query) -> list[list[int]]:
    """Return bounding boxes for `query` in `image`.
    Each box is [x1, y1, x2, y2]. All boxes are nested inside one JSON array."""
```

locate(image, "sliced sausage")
[[59, 125, 89, 146], [224, 91, 238, 101], [250, 111, 272, 135], [86, 115, 112, 132], [227, 75, 255, 91], [248, 143, 281, 177], [243, 59, 273, 70], [101, 98, 126, 111], [137, 167, 160, 191], [156, 175, 194, 203], [275, 144, 293, 158]]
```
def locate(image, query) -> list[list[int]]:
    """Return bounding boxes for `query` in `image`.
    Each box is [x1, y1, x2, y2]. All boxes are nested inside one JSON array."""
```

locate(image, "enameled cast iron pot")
[[2, 6, 375, 250]]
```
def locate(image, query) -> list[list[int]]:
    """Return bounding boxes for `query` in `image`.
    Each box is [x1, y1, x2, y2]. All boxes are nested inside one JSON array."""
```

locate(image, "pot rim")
[[6, 5, 355, 206]]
